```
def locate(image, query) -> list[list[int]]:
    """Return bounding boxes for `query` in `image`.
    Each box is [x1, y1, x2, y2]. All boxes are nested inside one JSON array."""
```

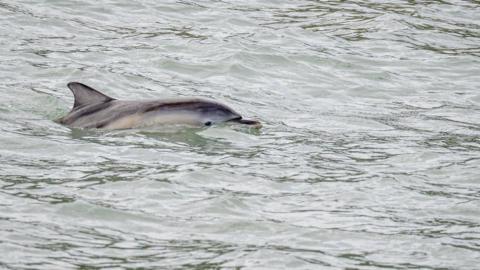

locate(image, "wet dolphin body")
[[56, 82, 261, 129]]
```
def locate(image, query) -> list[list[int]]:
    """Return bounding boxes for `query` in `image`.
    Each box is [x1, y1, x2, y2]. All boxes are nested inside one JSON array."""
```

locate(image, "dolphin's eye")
[[204, 121, 212, 126]]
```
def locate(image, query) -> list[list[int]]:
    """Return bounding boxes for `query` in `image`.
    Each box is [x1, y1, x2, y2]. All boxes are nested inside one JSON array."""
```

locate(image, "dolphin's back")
[[58, 99, 223, 129], [57, 100, 142, 128]]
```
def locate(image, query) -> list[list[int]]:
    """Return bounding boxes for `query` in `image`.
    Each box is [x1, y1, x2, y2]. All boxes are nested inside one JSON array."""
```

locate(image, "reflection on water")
[[1, 0, 480, 269]]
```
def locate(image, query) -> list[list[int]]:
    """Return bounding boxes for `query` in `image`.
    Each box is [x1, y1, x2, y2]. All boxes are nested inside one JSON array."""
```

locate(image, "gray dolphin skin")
[[56, 82, 261, 129]]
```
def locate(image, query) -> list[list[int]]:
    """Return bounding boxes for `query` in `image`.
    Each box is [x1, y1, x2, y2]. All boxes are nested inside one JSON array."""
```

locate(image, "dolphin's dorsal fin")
[[67, 82, 115, 109]]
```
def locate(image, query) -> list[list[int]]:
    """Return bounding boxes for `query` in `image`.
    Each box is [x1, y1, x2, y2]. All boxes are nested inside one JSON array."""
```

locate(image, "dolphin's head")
[[196, 99, 261, 128]]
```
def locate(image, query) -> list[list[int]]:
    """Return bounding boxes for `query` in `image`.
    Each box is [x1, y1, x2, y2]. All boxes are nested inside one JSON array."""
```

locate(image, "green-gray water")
[[1, 1, 480, 269]]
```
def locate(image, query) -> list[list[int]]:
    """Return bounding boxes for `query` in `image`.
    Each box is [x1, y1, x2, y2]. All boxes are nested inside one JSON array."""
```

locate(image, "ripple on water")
[[1, 0, 480, 269]]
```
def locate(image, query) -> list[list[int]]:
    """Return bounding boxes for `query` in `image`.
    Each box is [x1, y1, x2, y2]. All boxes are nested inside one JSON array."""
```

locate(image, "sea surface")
[[1, 0, 479, 269]]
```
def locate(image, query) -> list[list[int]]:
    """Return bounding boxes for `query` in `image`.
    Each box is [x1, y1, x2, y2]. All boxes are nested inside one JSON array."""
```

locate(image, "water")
[[1, 0, 479, 269]]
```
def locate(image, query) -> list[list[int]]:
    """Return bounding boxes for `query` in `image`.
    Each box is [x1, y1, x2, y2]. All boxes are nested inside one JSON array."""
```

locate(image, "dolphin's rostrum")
[[56, 82, 261, 129]]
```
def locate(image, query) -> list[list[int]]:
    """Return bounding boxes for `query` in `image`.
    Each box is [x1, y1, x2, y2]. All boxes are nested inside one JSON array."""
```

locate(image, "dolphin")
[[56, 82, 261, 129]]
